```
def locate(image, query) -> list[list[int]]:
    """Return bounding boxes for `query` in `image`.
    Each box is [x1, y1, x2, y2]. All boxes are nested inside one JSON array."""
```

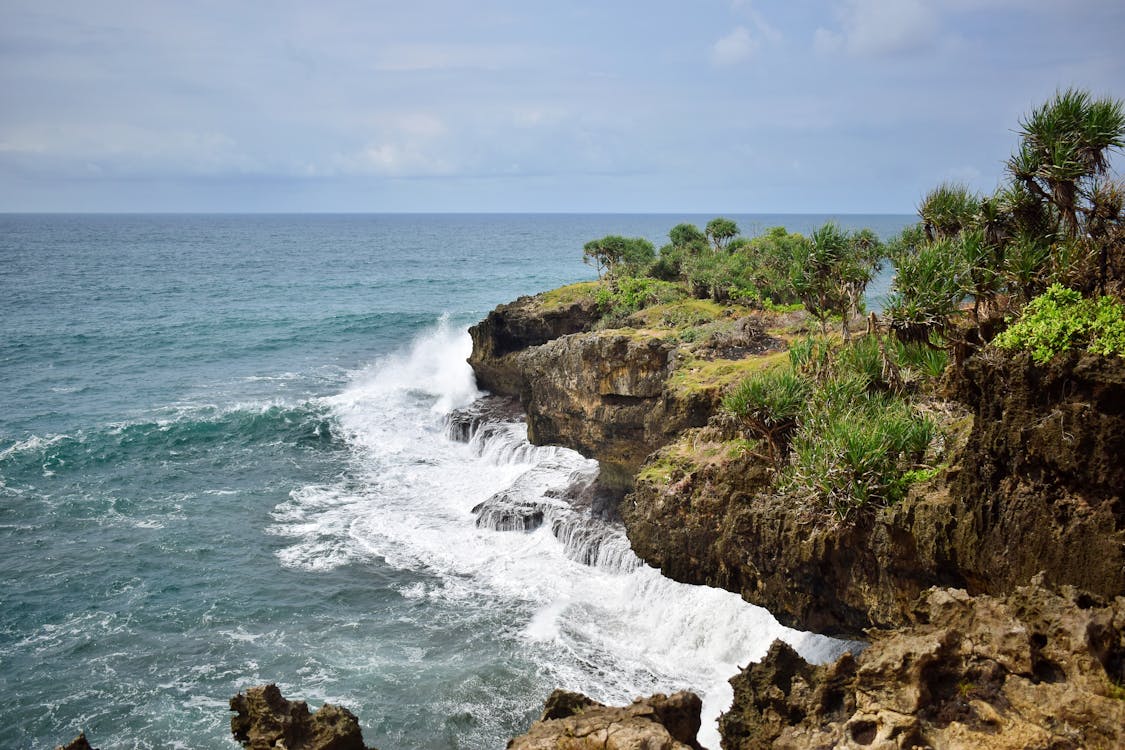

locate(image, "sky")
[[1, 0, 1123, 213]]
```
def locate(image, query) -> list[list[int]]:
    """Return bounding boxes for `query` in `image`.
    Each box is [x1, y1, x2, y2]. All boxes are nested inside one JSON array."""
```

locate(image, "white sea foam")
[[271, 318, 854, 749]]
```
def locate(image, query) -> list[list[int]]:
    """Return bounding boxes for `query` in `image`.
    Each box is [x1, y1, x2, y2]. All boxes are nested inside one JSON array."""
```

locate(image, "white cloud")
[[821, 0, 939, 58], [710, 26, 757, 67], [813, 27, 843, 55]]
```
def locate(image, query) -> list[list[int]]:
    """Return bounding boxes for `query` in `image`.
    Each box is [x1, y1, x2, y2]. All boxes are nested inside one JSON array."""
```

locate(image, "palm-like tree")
[[1008, 88, 1125, 240]]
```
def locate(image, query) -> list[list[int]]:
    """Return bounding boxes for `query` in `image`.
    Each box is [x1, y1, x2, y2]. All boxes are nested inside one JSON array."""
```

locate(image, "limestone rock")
[[230, 684, 373, 750], [509, 689, 705, 750], [468, 290, 602, 397], [625, 349, 1124, 637], [721, 577, 1125, 750]]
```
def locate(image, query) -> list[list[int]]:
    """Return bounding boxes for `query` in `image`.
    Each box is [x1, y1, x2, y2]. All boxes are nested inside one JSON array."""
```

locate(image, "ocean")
[[0, 213, 911, 749]]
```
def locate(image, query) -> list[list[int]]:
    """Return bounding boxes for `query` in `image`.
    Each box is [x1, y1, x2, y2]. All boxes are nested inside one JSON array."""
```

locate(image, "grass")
[[538, 281, 602, 311], [669, 350, 789, 398]]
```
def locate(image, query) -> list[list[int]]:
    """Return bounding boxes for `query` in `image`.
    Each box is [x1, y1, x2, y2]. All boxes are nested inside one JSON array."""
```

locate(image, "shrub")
[[595, 277, 685, 318], [723, 368, 812, 464], [994, 283, 1125, 363], [785, 396, 936, 518]]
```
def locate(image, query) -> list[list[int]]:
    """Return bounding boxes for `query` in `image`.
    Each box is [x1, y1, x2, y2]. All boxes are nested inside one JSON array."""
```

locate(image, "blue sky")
[[1, 0, 1122, 212]]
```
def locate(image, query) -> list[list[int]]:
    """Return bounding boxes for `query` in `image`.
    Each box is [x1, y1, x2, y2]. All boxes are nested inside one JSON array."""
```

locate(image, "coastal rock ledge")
[[508, 689, 705, 750], [721, 576, 1125, 750], [230, 684, 375, 750]]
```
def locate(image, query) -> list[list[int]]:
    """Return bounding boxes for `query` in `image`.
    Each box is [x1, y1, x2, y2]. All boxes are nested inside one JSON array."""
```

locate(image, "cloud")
[[710, 26, 757, 66], [820, 0, 939, 58]]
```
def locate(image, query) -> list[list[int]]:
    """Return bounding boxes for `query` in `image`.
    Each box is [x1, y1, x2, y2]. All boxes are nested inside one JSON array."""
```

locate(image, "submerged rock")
[[508, 689, 705, 750], [720, 576, 1125, 750], [230, 684, 374, 750], [54, 734, 98, 750]]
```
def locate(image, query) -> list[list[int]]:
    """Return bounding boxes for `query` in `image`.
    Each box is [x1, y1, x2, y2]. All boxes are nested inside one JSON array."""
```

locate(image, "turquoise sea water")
[[0, 214, 910, 749]]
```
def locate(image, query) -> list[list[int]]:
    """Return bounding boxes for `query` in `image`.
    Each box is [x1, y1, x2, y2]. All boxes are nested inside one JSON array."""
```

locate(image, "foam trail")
[[273, 319, 857, 750]]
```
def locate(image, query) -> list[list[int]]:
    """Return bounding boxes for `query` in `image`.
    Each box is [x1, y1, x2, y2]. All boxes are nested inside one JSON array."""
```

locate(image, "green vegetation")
[[582, 235, 655, 278], [887, 89, 1125, 345], [994, 284, 1125, 363], [568, 88, 1125, 520], [722, 333, 942, 517], [722, 368, 812, 465]]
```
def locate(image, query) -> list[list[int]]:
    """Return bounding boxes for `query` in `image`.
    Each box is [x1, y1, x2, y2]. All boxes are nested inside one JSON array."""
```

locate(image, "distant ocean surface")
[[0, 213, 911, 749]]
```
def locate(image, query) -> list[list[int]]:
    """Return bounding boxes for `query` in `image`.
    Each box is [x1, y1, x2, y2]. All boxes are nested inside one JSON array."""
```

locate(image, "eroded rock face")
[[625, 349, 1125, 637], [949, 350, 1125, 599], [721, 577, 1125, 750], [230, 684, 373, 750], [508, 689, 705, 750], [468, 292, 602, 396], [624, 429, 965, 637], [468, 291, 747, 493]]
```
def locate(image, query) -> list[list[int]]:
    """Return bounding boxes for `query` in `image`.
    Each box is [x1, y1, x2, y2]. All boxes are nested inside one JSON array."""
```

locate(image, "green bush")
[[994, 283, 1125, 363], [595, 277, 685, 317], [723, 368, 812, 463], [785, 396, 936, 517]]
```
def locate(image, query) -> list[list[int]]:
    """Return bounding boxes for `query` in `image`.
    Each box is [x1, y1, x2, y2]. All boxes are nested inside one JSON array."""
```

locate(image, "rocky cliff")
[[468, 285, 782, 491], [623, 346, 1125, 637], [469, 285, 1125, 747], [721, 577, 1125, 750], [507, 689, 705, 750]]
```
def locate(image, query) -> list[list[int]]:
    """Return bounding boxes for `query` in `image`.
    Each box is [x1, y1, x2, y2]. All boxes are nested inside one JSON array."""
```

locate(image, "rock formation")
[[623, 348, 1125, 637], [721, 576, 1125, 750], [54, 734, 98, 750], [468, 286, 781, 492], [230, 684, 374, 750], [507, 689, 705, 750]]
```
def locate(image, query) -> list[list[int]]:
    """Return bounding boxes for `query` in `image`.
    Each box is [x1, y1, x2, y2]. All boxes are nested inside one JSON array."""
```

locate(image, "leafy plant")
[[722, 368, 812, 465], [994, 283, 1125, 363], [784, 395, 936, 518]]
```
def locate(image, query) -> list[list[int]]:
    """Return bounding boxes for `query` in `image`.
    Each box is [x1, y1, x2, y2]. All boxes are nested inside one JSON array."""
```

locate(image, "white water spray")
[[271, 319, 856, 749]]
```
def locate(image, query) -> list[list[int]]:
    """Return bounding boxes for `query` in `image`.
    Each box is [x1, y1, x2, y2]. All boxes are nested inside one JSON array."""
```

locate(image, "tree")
[[582, 235, 655, 278], [792, 223, 852, 336], [705, 217, 740, 252], [918, 183, 978, 242], [1008, 89, 1125, 295]]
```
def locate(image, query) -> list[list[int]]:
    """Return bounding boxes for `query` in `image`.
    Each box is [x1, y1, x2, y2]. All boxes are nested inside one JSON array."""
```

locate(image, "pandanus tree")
[[1008, 88, 1125, 294]]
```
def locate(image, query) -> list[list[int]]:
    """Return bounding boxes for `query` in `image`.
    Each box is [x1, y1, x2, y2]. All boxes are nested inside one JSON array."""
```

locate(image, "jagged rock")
[[444, 395, 524, 442], [508, 689, 705, 750], [720, 577, 1125, 750], [468, 290, 602, 396], [54, 734, 98, 750], [949, 350, 1125, 600], [230, 684, 373, 750], [623, 428, 965, 637], [625, 348, 1124, 637]]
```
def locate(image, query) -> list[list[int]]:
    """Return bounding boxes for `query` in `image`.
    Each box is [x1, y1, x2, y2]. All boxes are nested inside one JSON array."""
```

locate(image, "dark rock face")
[[625, 350, 1125, 637], [508, 689, 705, 750], [230, 684, 373, 750], [720, 577, 1125, 750], [949, 350, 1125, 599], [624, 429, 965, 637], [468, 292, 602, 396], [468, 292, 729, 493]]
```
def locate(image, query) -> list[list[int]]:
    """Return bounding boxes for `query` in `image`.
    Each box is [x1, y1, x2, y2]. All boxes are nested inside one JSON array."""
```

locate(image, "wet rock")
[[230, 684, 374, 750], [54, 734, 98, 750], [509, 689, 705, 750], [444, 395, 524, 442], [720, 577, 1125, 750]]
